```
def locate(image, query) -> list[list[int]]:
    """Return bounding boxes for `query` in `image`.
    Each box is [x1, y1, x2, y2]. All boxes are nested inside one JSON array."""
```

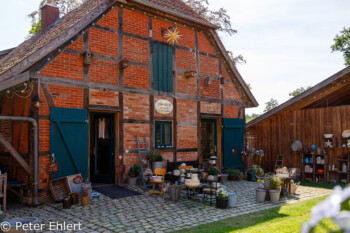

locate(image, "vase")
[[128, 177, 137, 186], [256, 189, 266, 202], [269, 190, 281, 203], [81, 195, 89, 206], [216, 198, 228, 209], [152, 161, 163, 171]]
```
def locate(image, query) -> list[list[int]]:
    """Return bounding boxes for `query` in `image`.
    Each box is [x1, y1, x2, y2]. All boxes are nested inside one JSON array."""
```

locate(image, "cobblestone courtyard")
[[3, 181, 332, 233]]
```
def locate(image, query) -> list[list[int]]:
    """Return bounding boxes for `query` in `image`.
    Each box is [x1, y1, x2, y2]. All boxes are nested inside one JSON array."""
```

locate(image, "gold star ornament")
[[165, 27, 182, 45]]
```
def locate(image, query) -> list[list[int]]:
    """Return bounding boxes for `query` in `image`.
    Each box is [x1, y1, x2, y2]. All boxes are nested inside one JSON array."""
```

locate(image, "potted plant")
[[245, 165, 264, 181], [207, 167, 219, 181], [269, 176, 282, 203], [216, 188, 229, 209], [80, 189, 89, 206], [128, 163, 141, 186], [148, 151, 163, 171], [227, 168, 243, 181], [256, 177, 266, 202], [263, 173, 273, 189]]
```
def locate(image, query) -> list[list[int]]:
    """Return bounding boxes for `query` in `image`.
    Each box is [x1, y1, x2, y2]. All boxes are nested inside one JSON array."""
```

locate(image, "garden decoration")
[[301, 186, 350, 233], [249, 148, 264, 166], [164, 27, 182, 45], [216, 188, 229, 209], [256, 176, 266, 202], [148, 151, 163, 171], [269, 177, 282, 203]]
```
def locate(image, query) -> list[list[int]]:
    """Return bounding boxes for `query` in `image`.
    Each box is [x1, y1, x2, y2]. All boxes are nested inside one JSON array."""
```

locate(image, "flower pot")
[[269, 190, 281, 203], [69, 192, 79, 205], [81, 195, 89, 206], [128, 176, 137, 186], [228, 193, 237, 207], [152, 161, 163, 171], [62, 196, 72, 209], [216, 198, 228, 209], [256, 189, 266, 202]]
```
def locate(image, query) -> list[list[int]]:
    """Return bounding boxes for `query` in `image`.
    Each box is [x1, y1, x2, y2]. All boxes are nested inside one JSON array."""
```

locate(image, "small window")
[[155, 121, 172, 148]]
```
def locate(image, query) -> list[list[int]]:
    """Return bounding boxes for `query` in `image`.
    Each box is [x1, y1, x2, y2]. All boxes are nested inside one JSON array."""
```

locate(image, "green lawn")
[[175, 196, 342, 233]]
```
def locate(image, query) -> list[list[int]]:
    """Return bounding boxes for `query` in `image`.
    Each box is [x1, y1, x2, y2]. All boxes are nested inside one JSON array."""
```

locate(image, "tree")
[[245, 113, 260, 123], [289, 86, 311, 98], [28, 0, 85, 36], [264, 98, 279, 113], [331, 27, 350, 66], [184, 0, 245, 65]]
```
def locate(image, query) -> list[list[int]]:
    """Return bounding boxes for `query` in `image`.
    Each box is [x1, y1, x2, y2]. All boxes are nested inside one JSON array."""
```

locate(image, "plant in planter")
[[148, 151, 163, 171], [269, 176, 282, 203], [207, 167, 219, 181], [245, 165, 264, 181], [255, 177, 266, 202], [263, 173, 274, 189], [128, 163, 141, 186], [216, 188, 229, 209], [227, 168, 243, 181], [80, 189, 89, 206]]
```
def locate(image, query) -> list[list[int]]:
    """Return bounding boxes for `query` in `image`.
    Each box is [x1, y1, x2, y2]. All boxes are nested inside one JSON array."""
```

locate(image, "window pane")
[[156, 134, 162, 145], [164, 123, 171, 134], [155, 123, 161, 134], [164, 134, 171, 145]]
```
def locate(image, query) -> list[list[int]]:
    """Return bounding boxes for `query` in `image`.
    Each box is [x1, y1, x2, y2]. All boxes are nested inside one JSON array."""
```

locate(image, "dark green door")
[[153, 43, 173, 92], [50, 107, 88, 180], [90, 112, 115, 184], [223, 118, 245, 169]]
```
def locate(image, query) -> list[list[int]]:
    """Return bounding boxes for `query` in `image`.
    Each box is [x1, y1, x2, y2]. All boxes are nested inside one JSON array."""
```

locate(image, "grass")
[[300, 180, 346, 189], [175, 196, 342, 233]]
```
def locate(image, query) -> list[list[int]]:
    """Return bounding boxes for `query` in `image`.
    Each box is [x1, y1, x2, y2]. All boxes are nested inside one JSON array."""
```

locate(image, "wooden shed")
[[247, 66, 350, 183]]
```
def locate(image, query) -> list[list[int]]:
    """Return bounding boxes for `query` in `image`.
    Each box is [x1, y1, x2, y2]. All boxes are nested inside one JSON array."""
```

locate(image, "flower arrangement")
[[269, 177, 282, 190], [302, 186, 350, 232], [216, 188, 228, 200]]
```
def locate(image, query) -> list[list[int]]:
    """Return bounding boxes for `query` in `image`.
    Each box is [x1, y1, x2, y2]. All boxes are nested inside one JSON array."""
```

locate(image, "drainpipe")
[[0, 116, 39, 205]]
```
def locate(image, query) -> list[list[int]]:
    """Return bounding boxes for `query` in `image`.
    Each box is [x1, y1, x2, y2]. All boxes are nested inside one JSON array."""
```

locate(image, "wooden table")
[[280, 177, 292, 195]]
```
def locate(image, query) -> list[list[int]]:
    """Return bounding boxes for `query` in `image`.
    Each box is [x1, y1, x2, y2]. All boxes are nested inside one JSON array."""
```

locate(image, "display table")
[[184, 184, 201, 202]]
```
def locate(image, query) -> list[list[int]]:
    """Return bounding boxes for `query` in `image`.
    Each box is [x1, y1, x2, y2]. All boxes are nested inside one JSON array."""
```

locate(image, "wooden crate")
[[49, 177, 71, 202]]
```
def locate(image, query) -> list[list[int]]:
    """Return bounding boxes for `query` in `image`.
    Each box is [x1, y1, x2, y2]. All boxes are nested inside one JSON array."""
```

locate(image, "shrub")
[[227, 168, 243, 179], [148, 151, 163, 161], [128, 164, 141, 178], [208, 166, 219, 176], [269, 177, 282, 190]]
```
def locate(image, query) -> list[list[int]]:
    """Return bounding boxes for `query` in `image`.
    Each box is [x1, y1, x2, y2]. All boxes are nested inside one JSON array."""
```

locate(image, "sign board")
[[155, 99, 173, 114]]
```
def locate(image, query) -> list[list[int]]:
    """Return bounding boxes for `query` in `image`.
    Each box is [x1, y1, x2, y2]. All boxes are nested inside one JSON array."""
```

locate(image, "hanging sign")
[[155, 99, 173, 114]]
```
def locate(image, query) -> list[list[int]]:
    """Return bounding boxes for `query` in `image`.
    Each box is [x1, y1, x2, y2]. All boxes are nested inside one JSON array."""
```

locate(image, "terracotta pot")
[[128, 177, 137, 186], [269, 190, 280, 203], [81, 196, 89, 206], [256, 189, 266, 202]]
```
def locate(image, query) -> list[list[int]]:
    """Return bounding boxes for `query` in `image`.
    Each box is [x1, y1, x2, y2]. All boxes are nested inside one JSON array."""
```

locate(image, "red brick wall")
[[176, 73, 197, 95], [68, 35, 83, 50], [176, 49, 195, 71], [89, 28, 118, 57], [49, 85, 84, 108], [198, 32, 214, 54], [200, 78, 220, 98], [97, 7, 118, 30], [224, 105, 241, 118], [124, 9, 148, 37], [177, 99, 197, 123], [199, 55, 219, 76], [177, 152, 198, 162], [124, 36, 149, 63], [123, 93, 149, 120], [124, 65, 149, 89], [90, 58, 119, 85], [123, 123, 150, 150], [153, 18, 173, 42], [200, 102, 221, 114], [39, 120, 50, 152], [89, 89, 119, 106], [39, 156, 50, 189], [177, 125, 197, 148]]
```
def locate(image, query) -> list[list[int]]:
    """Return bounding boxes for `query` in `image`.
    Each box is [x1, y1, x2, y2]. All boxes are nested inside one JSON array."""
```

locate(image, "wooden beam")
[[118, 7, 124, 86], [40, 83, 55, 107], [0, 71, 30, 91], [0, 132, 31, 174]]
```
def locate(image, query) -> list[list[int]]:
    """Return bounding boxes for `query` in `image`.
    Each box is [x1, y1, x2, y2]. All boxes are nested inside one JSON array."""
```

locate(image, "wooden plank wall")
[[247, 105, 350, 173]]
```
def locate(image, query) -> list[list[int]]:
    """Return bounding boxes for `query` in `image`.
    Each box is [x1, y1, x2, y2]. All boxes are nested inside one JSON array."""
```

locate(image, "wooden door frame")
[[88, 110, 119, 185]]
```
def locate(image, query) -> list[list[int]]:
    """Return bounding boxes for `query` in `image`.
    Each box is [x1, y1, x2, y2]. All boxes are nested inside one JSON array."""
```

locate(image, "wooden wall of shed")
[[247, 105, 350, 173]]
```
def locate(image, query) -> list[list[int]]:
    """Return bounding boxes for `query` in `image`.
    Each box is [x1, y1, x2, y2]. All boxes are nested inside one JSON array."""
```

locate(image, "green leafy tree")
[[331, 27, 350, 66], [245, 113, 260, 123], [185, 0, 244, 66], [264, 98, 279, 113], [28, 0, 85, 36], [289, 86, 311, 98]]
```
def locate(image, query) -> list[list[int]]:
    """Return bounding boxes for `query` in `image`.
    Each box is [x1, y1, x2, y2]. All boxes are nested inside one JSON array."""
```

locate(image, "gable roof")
[[247, 66, 350, 128], [0, 0, 257, 107]]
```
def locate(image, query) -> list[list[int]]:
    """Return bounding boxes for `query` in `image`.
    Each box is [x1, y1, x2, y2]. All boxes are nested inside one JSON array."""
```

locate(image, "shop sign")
[[155, 99, 173, 114]]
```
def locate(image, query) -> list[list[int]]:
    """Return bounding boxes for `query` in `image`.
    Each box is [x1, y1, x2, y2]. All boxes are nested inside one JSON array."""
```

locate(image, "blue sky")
[[1, 0, 349, 114]]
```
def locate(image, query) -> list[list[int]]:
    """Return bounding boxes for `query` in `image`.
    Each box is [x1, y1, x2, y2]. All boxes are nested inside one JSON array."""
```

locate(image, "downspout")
[[0, 116, 39, 205]]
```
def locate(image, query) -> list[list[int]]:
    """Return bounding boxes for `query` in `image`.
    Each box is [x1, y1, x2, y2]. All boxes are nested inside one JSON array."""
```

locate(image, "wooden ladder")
[[136, 135, 152, 187], [275, 154, 284, 171]]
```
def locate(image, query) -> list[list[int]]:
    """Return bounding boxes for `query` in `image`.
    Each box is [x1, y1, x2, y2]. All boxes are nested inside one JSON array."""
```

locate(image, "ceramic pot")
[[256, 189, 266, 202], [69, 192, 79, 205], [228, 193, 237, 207], [128, 176, 137, 186], [152, 161, 163, 171], [216, 198, 228, 209], [62, 196, 72, 209], [269, 190, 281, 203], [81, 195, 89, 206]]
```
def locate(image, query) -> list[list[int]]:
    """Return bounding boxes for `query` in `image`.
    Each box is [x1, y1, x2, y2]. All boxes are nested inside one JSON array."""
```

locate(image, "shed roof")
[[247, 66, 350, 128]]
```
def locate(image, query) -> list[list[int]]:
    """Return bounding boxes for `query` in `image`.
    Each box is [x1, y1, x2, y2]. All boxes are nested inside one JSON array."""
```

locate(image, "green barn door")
[[50, 107, 88, 180], [223, 118, 245, 169], [153, 43, 173, 92]]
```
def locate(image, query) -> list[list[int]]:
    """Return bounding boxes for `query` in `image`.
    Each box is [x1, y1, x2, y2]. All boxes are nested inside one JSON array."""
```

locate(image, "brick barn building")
[[0, 0, 257, 203]]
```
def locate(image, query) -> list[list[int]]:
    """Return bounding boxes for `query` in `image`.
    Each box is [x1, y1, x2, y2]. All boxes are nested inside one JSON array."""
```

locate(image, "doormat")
[[93, 185, 141, 199]]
